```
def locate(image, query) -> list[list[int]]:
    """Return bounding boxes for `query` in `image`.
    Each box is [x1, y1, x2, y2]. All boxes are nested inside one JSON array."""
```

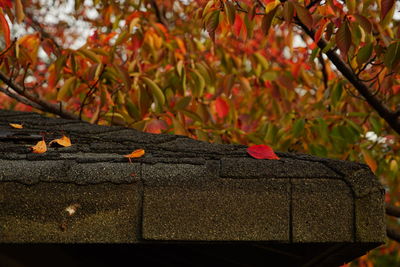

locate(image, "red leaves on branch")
[[247, 145, 280, 160]]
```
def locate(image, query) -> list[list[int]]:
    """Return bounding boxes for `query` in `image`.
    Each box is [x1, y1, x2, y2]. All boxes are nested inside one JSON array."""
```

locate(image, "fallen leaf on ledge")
[[124, 149, 145, 163], [9, 123, 23, 129], [49, 135, 72, 147], [247, 144, 280, 160], [31, 140, 47, 154]]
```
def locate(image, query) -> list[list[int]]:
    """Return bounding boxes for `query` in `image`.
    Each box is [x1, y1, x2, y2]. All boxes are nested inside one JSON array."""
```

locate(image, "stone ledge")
[[0, 110, 386, 266]]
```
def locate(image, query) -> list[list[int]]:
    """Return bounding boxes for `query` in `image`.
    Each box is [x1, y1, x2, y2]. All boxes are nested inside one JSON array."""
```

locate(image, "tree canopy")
[[0, 0, 400, 264]]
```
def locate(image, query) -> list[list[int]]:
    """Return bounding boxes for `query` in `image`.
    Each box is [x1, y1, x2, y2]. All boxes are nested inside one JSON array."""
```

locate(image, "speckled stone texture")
[[0, 110, 386, 266]]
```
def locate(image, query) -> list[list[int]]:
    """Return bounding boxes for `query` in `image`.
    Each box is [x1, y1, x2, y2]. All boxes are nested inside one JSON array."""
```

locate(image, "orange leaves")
[[247, 144, 280, 160], [124, 149, 145, 163], [31, 140, 47, 154], [30, 135, 72, 154], [16, 33, 40, 65], [49, 135, 72, 147]]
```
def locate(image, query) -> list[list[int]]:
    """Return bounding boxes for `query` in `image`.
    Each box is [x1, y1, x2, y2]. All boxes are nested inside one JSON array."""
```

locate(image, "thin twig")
[[387, 224, 400, 243], [79, 65, 106, 119], [386, 204, 400, 218], [0, 87, 43, 110], [0, 70, 78, 120]]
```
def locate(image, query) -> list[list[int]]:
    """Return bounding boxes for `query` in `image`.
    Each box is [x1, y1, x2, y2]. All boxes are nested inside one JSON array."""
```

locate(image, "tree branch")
[[387, 224, 400, 243], [0, 87, 43, 110], [296, 21, 400, 135], [0, 71, 78, 120], [386, 204, 400, 218], [149, 0, 168, 27]]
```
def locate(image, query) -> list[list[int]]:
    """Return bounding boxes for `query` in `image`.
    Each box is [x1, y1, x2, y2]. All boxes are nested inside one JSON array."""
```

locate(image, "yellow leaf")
[[31, 140, 47, 154], [49, 135, 72, 147], [124, 149, 145, 162], [9, 123, 23, 129], [265, 0, 281, 14], [15, 0, 25, 23], [57, 77, 77, 101]]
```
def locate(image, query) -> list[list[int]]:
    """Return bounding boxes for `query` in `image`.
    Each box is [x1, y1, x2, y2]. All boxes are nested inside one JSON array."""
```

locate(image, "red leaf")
[[381, 0, 395, 21], [314, 18, 329, 43], [215, 97, 229, 119], [0, 0, 12, 8], [233, 14, 243, 36], [336, 21, 352, 58], [247, 144, 280, 160]]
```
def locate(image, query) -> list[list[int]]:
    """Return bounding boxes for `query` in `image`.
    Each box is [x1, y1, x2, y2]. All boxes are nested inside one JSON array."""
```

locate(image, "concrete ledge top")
[[0, 110, 386, 266]]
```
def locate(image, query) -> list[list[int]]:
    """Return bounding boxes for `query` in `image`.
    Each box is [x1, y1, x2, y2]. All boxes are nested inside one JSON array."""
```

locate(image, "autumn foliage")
[[0, 0, 400, 264]]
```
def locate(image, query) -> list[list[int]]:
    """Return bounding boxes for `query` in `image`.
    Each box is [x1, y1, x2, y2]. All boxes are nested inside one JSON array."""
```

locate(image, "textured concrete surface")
[[0, 110, 386, 266]]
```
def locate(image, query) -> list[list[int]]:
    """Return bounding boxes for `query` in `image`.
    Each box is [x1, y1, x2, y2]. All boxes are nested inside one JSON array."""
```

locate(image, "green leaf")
[[254, 52, 269, 70], [357, 42, 373, 65], [174, 96, 192, 111], [345, 0, 356, 14], [181, 110, 203, 122], [384, 42, 400, 69], [191, 69, 205, 97], [283, 1, 294, 23], [57, 77, 77, 101], [261, 7, 278, 35], [292, 118, 305, 137], [76, 48, 101, 64], [354, 14, 372, 33], [223, 1, 236, 25], [315, 118, 329, 141], [206, 10, 220, 41], [176, 60, 184, 77], [336, 22, 352, 57], [331, 82, 343, 106], [369, 116, 382, 135], [105, 112, 126, 125], [141, 77, 165, 110], [293, 3, 313, 30], [125, 98, 140, 121], [309, 144, 328, 157]]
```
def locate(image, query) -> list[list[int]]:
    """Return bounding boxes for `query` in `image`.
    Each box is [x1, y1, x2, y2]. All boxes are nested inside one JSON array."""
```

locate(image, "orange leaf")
[[31, 140, 47, 154], [314, 18, 329, 43], [124, 149, 145, 162], [15, 0, 25, 23], [9, 123, 23, 129], [362, 150, 377, 173], [49, 135, 72, 147]]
